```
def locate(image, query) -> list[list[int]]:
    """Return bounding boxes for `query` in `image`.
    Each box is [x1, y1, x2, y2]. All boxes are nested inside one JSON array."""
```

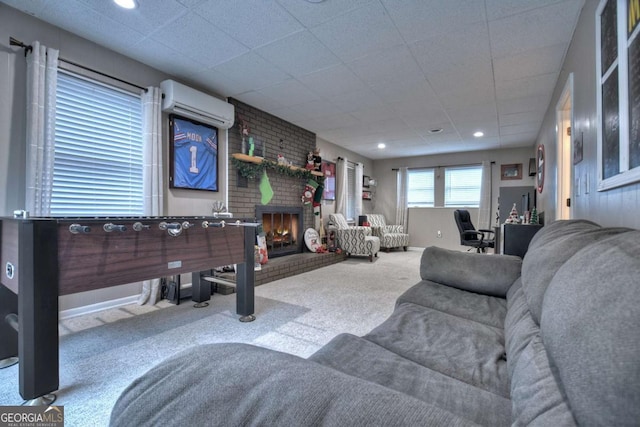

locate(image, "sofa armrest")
[[110, 343, 478, 427], [420, 246, 522, 297]]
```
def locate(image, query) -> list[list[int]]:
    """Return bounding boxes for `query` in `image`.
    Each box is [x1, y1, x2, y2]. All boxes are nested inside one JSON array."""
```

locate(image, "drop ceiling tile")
[[151, 12, 248, 67], [411, 23, 491, 77], [310, 112, 362, 132], [189, 67, 256, 97], [194, 0, 303, 49], [34, 0, 146, 50], [311, 1, 404, 62], [348, 45, 425, 86], [500, 122, 541, 136], [370, 80, 440, 105], [455, 121, 500, 139], [77, 0, 187, 36], [499, 132, 538, 147], [259, 79, 319, 107], [255, 30, 341, 77], [213, 52, 290, 91], [381, 0, 486, 43], [489, 1, 583, 58], [128, 39, 209, 79], [276, 0, 374, 27], [495, 72, 558, 101], [329, 87, 384, 113], [287, 98, 341, 118], [269, 106, 313, 125], [235, 91, 285, 112], [427, 57, 494, 91], [499, 111, 543, 126], [299, 64, 368, 98], [351, 104, 396, 123], [498, 95, 552, 115], [485, 0, 568, 21], [3, 0, 52, 15], [446, 103, 498, 125], [401, 110, 452, 129], [494, 43, 567, 82]]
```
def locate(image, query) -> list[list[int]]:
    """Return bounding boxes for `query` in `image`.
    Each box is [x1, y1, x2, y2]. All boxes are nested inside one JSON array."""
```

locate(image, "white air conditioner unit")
[[160, 79, 234, 129]]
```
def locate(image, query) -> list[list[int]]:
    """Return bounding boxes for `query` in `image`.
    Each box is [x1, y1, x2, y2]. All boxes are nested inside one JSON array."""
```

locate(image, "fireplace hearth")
[[256, 206, 303, 258]]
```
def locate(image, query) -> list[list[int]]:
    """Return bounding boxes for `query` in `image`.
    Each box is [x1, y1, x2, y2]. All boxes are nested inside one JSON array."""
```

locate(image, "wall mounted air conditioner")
[[160, 79, 234, 129]]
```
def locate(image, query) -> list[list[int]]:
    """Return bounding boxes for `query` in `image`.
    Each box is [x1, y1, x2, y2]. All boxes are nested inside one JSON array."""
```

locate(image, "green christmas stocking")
[[259, 170, 274, 205]]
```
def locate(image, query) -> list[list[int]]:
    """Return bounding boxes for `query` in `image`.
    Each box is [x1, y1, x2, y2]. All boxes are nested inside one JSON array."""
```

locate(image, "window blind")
[[444, 165, 482, 207], [407, 169, 435, 207], [52, 71, 144, 216]]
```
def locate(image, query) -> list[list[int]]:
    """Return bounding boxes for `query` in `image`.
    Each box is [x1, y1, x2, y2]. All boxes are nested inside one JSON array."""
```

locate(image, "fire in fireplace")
[[256, 206, 303, 258]]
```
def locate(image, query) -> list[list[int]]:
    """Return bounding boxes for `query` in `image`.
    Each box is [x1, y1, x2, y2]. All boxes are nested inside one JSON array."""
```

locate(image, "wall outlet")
[[437, 230, 442, 238]]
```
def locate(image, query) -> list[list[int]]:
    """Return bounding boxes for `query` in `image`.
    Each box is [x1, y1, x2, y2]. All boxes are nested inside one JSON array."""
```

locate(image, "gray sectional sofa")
[[110, 220, 640, 426]]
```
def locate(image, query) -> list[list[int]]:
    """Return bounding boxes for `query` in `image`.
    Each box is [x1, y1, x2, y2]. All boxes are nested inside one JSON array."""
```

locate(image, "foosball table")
[[0, 215, 257, 404]]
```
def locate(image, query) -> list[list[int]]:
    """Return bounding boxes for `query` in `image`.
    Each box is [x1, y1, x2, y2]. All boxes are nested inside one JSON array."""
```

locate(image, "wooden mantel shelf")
[[232, 153, 323, 177]]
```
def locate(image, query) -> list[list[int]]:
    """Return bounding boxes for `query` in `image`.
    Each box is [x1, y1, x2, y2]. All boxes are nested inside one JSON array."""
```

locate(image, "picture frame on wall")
[[595, 0, 640, 190], [363, 175, 370, 188], [169, 114, 219, 191], [321, 161, 336, 201], [500, 163, 523, 180], [362, 190, 372, 200]]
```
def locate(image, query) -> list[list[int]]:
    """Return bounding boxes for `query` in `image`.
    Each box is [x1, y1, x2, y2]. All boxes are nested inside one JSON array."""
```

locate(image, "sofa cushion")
[[510, 335, 577, 426], [504, 279, 538, 380], [398, 280, 507, 329], [540, 231, 640, 426], [363, 302, 509, 397], [521, 220, 629, 325], [110, 343, 477, 427], [310, 333, 511, 427], [420, 246, 522, 298]]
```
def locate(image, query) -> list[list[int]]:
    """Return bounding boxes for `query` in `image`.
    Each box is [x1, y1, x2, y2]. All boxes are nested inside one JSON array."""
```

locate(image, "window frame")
[[443, 165, 482, 208], [407, 168, 435, 207]]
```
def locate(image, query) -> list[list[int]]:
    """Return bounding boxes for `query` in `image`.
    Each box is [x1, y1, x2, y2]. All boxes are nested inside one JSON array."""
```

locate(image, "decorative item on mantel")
[[232, 153, 323, 180], [505, 203, 520, 224]]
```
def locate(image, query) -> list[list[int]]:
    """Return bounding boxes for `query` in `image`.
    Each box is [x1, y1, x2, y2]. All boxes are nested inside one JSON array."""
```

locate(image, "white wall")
[[536, 0, 640, 228], [0, 5, 231, 310]]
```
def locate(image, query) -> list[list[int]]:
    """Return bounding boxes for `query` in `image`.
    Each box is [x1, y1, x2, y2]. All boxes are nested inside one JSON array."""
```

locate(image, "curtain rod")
[[392, 161, 495, 171], [337, 157, 358, 166], [10, 36, 148, 92]]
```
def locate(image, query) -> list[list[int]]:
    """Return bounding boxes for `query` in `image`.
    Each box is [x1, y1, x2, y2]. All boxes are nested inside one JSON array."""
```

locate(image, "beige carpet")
[[0, 248, 423, 425]]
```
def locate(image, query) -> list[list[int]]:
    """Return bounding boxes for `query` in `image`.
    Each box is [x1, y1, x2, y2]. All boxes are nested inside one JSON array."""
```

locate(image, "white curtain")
[[396, 167, 408, 231], [25, 42, 58, 216], [138, 86, 164, 305], [354, 162, 363, 219], [335, 157, 348, 215], [478, 161, 492, 229]]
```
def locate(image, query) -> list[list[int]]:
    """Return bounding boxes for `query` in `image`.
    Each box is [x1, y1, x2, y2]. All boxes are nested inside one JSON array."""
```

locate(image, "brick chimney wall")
[[227, 98, 316, 229]]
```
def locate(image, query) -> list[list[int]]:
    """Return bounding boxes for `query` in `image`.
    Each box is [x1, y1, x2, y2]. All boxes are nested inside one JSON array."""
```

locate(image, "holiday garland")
[[232, 157, 321, 182]]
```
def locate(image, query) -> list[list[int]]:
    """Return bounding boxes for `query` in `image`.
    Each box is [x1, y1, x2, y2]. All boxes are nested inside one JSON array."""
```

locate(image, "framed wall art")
[[321, 161, 336, 200], [169, 114, 219, 192], [595, 0, 640, 190], [500, 163, 523, 180]]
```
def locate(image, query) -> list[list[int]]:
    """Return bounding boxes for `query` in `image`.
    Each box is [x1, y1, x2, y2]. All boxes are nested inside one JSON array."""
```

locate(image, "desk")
[[501, 223, 543, 258], [0, 216, 255, 402]]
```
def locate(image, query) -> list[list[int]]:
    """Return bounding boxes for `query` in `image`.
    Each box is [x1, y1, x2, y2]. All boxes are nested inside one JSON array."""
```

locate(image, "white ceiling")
[[2, 0, 585, 160]]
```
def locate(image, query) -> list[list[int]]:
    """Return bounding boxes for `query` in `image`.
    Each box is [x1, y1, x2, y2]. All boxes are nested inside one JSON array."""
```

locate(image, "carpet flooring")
[[0, 248, 423, 426]]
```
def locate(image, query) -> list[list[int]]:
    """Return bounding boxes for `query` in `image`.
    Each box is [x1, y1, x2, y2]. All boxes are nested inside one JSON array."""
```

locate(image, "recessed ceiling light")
[[473, 131, 484, 137], [429, 128, 443, 134], [114, 0, 137, 9], [377, 143, 386, 149]]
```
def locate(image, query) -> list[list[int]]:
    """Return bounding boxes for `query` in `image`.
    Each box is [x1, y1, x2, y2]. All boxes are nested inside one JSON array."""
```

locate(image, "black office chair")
[[454, 209, 495, 253]]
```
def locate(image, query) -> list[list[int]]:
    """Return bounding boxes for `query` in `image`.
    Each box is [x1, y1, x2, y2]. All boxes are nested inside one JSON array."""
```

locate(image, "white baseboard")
[[59, 294, 140, 320]]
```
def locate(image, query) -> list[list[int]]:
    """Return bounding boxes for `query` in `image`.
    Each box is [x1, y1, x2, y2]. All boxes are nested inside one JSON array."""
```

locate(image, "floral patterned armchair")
[[365, 214, 409, 252], [328, 213, 380, 262]]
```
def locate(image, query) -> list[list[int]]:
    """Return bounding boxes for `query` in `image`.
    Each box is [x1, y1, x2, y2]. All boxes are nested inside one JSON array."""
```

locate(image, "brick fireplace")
[[256, 205, 303, 258], [222, 99, 346, 289]]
